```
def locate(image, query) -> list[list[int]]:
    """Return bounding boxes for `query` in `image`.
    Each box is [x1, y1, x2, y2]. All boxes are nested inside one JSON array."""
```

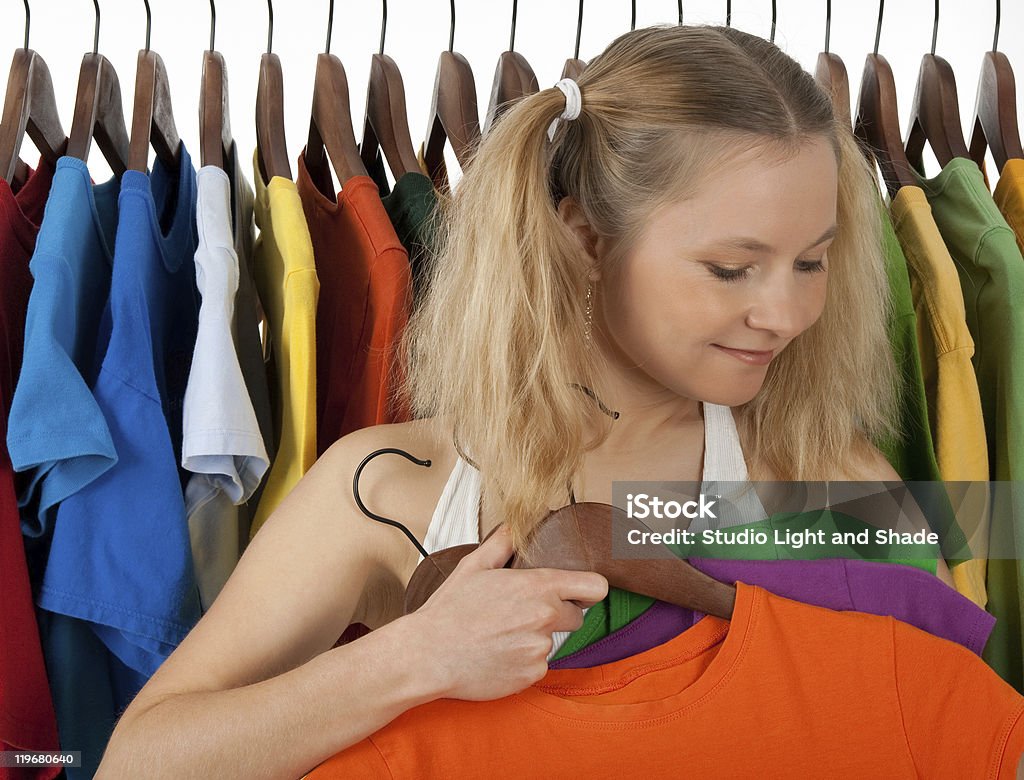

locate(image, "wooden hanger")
[[484, 53, 537, 135], [360, 0, 419, 181], [66, 0, 129, 176], [816, 55, 851, 130], [968, 3, 1022, 174], [423, 0, 480, 191], [349, 448, 736, 621], [199, 0, 232, 171], [256, 0, 290, 183], [0, 1, 67, 183], [483, 1, 539, 135], [904, 2, 970, 170], [813, 0, 851, 129], [561, 60, 586, 81], [305, 0, 367, 191], [405, 502, 737, 619], [128, 0, 180, 173], [853, 1, 918, 199]]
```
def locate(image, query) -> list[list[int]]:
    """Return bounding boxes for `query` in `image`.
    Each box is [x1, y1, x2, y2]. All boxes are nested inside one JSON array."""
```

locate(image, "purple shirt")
[[550, 558, 994, 669]]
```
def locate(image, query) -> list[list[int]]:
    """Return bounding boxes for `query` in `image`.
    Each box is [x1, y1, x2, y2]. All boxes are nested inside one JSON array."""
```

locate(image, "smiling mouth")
[[712, 344, 775, 365]]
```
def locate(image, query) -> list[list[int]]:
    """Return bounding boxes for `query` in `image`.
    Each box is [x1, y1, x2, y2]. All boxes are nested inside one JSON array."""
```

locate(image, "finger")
[[462, 524, 515, 570], [535, 569, 609, 605], [549, 600, 587, 633]]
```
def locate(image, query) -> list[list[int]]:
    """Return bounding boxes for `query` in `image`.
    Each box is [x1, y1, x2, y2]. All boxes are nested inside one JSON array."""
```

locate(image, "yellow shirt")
[[890, 185, 990, 608], [250, 152, 320, 538], [994, 158, 1024, 256]]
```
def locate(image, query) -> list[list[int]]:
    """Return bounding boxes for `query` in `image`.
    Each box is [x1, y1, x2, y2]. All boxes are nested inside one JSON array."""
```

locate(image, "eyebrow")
[[709, 224, 839, 255]]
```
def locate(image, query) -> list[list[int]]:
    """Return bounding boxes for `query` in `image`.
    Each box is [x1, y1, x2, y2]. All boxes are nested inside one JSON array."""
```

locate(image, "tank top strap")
[[697, 401, 767, 531], [700, 401, 751, 482], [420, 455, 482, 559]]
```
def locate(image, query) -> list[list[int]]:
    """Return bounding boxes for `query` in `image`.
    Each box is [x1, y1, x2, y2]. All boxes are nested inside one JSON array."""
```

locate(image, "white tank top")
[[418, 401, 765, 658]]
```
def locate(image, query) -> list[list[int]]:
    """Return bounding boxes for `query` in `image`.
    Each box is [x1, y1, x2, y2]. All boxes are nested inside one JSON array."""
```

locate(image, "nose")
[[743, 271, 821, 339]]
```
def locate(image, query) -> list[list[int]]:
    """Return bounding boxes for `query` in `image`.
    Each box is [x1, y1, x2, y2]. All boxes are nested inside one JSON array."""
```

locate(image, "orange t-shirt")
[[306, 582, 1024, 778], [296, 154, 413, 456]]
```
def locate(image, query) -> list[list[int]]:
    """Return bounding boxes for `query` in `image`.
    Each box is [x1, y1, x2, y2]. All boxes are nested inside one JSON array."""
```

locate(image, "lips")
[[713, 344, 775, 366]]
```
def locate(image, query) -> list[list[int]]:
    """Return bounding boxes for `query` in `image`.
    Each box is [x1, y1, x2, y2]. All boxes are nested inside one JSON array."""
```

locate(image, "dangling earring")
[[584, 282, 593, 345]]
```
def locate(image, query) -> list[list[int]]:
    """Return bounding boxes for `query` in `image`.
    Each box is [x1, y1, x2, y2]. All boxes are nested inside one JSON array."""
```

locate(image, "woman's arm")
[[95, 428, 428, 778], [96, 613, 447, 780], [97, 424, 607, 779]]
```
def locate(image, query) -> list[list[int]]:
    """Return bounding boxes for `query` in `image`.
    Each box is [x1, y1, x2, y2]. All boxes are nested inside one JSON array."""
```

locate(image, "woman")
[[98, 24, 957, 778]]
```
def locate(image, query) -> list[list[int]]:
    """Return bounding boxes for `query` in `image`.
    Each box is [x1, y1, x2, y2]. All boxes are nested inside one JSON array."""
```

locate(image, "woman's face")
[[595, 136, 839, 408]]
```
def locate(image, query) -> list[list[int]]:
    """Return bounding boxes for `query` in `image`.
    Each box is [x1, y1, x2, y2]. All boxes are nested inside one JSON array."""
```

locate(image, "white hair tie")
[[546, 78, 582, 141]]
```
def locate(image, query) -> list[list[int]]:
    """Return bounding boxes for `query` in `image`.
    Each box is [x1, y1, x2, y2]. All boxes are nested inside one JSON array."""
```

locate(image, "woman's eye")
[[707, 259, 826, 282], [708, 265, 750, 282], [797, 259, 827, 274]]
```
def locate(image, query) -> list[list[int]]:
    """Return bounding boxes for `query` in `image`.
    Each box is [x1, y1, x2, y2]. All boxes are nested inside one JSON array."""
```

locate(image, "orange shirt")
[[306, 582, 1024, 778], [296, 155, 413, 455]]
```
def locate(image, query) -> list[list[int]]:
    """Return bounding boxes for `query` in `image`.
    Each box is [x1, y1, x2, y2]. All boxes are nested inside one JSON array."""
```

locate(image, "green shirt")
[[915, 157, 1024, 691]]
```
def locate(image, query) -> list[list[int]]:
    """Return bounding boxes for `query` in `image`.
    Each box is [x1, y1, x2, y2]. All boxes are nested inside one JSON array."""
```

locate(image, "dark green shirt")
[[366, 151, 438, 301]]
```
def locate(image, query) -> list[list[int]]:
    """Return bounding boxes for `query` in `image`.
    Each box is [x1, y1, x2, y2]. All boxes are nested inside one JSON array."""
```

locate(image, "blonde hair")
[[398, 24, 899, 549]]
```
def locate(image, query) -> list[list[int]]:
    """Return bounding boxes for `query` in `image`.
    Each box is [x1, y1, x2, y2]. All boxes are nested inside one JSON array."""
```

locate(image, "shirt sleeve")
[[304, 737, 393, 779], [893, 616, 1024, 778]]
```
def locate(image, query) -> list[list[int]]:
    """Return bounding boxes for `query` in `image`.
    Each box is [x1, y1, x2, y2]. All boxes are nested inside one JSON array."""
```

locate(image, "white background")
[[2, 0, 1022, 186]]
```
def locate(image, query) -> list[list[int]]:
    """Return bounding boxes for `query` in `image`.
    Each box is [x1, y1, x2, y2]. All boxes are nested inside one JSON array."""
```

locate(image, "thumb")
[[462, 524, 515, 570]]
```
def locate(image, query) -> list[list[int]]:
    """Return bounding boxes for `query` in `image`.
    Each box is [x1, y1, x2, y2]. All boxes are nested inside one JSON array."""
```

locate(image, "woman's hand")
[[404, 526, 608, 701]]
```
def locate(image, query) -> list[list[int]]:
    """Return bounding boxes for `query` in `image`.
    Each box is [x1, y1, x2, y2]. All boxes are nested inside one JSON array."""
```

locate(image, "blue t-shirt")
[[5, 157, 119, 537], [38, 145, 202, 682]]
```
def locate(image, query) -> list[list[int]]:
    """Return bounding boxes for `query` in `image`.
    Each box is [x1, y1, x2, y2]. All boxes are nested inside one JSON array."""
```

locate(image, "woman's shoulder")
[[833, 437, 901, 481], [317, 417, 460, 549], [746, 435, 899, 482]]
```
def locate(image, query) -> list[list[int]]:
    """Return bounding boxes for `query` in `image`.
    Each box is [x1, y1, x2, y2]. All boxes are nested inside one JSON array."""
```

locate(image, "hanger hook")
[[266, 0, 273, 55], [992, 0, 1000, 52], [208, 0, 216, 51], [770, 0, 777, 43], [873, 0, 883, 56], [630, 0, 635, 32], [143, 0, 151, 52], [824, 0, 831, 53], [574, 0, 583, 58], [352, 449, 433, 559], [448, 0, 455, 52], [326, 0, 334, 54], [726, 0, 731, 28], [92, 0, 100, 55], [378, 0, 387, 55], [21, 0, 29, 50], [509, 0, 517, 52], [930, 0, 938, 56]]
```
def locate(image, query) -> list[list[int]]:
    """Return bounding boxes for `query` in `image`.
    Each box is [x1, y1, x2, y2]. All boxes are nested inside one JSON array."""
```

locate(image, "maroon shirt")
[[0, 157, 61, 771]]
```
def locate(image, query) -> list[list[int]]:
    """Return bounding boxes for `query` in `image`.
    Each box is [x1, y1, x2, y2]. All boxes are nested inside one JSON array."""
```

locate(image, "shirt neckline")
[[0, 156, 54, 252], [514, 581, 758, 724]]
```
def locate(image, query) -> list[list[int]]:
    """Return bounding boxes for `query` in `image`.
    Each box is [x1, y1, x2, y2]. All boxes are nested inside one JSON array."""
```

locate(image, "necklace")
[[567, 383, 622, 503]]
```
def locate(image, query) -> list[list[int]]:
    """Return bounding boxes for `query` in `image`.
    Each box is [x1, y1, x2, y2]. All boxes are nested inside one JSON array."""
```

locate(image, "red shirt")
[[296, 155, 413, 456], [0, 158, 61, 777]]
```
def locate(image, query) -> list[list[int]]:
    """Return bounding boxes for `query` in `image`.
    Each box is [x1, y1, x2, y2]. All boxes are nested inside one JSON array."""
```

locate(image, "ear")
[[557, 196, 601, 275]]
